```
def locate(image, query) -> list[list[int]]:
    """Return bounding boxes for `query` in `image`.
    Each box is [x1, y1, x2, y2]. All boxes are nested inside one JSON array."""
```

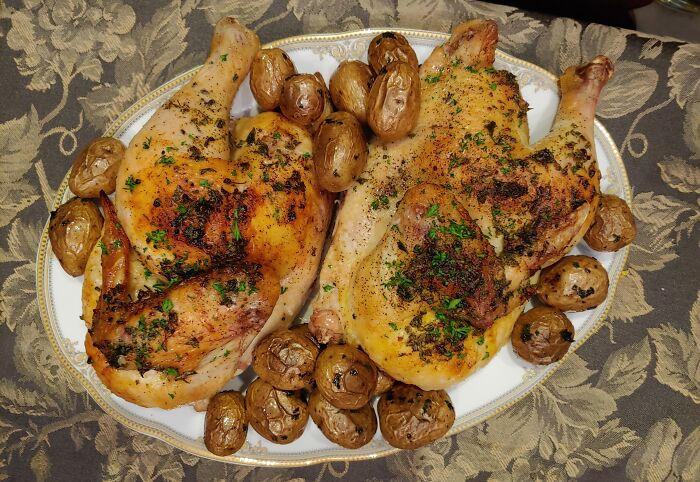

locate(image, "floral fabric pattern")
[[1, 0, 699, 480]]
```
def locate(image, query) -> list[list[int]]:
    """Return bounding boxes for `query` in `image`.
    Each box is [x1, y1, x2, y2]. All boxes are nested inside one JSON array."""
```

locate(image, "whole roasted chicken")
[[311, 20, 613, 390], [81, 18, 332, 408]]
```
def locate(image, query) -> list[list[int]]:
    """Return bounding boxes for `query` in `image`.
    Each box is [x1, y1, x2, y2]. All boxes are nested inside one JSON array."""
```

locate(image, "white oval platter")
[[37, 28, 631, 467]]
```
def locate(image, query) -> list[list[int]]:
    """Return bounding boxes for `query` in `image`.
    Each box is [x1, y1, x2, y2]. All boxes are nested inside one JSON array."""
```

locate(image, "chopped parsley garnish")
[[489, 82, 497, 91], [388, 322, 398, 331], [302, 152, 312, 160], [142, 137, 151, 149], [322, 284, 335, 292], [146, 229, 167, 244], [156, 155, 175, 165], [124, 175, 140, 192], [144, 268, 152, 279], [199, 179, 210, 187], [212, 281, 227, 302], [232, 208, 242, 241], [164, 367, 179, 377], [161, 299, 173, 313], [427, 204, 440, 217], [224, 350, 231, 357], [425, 73, 442, 84], [272, 131, 281, 139], [97, 241, 108, 256], [476, 335, 485, 345], [280, 286, 288, 294], [232, 73, 239, 81], [220, 54, 228, 61], [168, 393, 175, 399]]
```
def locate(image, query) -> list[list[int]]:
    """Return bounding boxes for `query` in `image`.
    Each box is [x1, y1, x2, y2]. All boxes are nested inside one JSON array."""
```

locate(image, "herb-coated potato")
[[250, 48, 297, 111], [204, 391, 248, 456], [314, 344, 377, 410], [49, 197, 103, 277], [367, 61, 420, 141], [584, 194, 636, 251], [377, 384, 455, 449], [68, 137, 125, 198], [329, 60, 374, 124], [279, 74, 326, 127], [537, 255, 609, 311], [313, 111, 368, 192], [252, 328, 320, 390], [372, 369, 395, 397], [245, 378, 308, 444], [367, 32, 419, 74], [511, 307, 575, 365], [308, 389, 377, 449]]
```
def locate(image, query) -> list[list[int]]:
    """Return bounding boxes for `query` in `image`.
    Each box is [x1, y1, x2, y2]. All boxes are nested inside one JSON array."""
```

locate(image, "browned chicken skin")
[[82, 18, 332, 408], [311, 20, 613, 389]]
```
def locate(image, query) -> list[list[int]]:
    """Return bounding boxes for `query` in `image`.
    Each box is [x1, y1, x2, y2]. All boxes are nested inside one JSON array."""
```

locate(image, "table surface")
[[1, 1, 699, 480]]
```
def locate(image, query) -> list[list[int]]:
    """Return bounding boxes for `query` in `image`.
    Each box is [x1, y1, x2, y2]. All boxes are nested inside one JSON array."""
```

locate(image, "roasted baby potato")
[[329, 60, 374, 124], [310, 72, 334, 133], [377, 384, 455, 450], [584, 194, 637, 251], [372, 369, 395, 397], [49, 197, 103, 277], [204, 391, 248, 456], [252, 328, 320, 390], [367, 32, 419, 74], [314, 344, 377, 410], [367, 61, 420, 141], [245, 378, 308, 444], [68, 137, 125, 198], [511, 306, 575, 365], [250, 48, 297, 111], [289, 323, 321, 348], [308, 389, 377, 449], [313, 111, 368, 192], [537, 255, 609, 311], [279, 74, 326, 127]]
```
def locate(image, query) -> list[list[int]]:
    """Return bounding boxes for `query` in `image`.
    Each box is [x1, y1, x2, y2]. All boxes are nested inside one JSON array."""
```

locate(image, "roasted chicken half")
[[311, 20, 613, 390], [81, 17, 332, 408]]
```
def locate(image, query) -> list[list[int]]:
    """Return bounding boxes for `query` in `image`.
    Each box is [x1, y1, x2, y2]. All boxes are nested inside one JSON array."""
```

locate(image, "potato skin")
[[313, 111, 368, 192], [310, 72, 334, 133], [372, 369, 395, 397], [367, 32, 419, 74], [279, 74, 326, 127], [204, 391, 248, 456], [245, 378, 308, 444], [68, 137, 125, 198], [329, 60, 374, 124], [250, 48, 296, 111], [314, 344, 377, 410], [378, 384, 455, 450], [252, 328, 320, 390], [308, 389, 377, 449], [367, 61, 420, 141], [511, 307, 575, 365], [49, 197, 103, 276], [584, 194, 636, 251], [537, 255, 609, 311]]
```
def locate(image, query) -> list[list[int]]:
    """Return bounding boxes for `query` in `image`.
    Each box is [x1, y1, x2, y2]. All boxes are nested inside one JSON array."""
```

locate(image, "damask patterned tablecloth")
[[1, 0, 699, 480]]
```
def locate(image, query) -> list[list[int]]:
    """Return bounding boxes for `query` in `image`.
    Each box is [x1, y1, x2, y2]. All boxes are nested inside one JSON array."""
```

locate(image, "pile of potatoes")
[[249, 32, 422, 193], [203, 324, 455, 455]]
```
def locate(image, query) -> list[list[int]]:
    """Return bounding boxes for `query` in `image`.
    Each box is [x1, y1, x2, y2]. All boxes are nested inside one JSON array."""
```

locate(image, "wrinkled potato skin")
[[367, 61, 420, 141], [367, 32, 419, 74], [329, 60, 374, 124], [252, 328, 320, 390], [279, 74, 326, 127], [313, 111, 368, 192], [250, 48, 296, 111], [68, 137, 125, 198], [314, 344, 377, 410], [289, 323, 320, 348], [310, 72, 334, 133], [378, 384, 455, 450], [204, 391, 248, 456], [308, 390, 377, 449], [49, 198, 103, 277], [584, 194, 637, 251], [372, 369, 395, 397], [511, 307, 575, 365], [537, 255, 609, 311], [245, 378, 308, 444]]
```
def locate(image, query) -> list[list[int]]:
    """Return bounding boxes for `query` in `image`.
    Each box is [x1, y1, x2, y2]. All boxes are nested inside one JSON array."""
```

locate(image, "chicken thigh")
[[82, 17, 332, 408], [311, 20, 613, 390]]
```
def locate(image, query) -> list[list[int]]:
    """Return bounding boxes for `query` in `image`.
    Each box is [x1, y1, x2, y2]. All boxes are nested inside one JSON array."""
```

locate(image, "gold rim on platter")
[[36, 27, 631, 467]]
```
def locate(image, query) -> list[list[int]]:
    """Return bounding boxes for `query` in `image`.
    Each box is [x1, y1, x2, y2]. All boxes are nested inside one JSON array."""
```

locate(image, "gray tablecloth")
[[1, 0, 699, 480]]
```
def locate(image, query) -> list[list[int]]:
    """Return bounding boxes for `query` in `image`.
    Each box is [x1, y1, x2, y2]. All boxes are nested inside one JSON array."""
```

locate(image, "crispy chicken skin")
[[82, 18, 332, 408], [311, 20, 613, 389]]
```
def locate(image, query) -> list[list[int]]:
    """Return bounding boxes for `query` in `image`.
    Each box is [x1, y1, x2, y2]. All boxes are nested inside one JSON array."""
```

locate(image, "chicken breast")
[[310, 20, 613, 389]]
